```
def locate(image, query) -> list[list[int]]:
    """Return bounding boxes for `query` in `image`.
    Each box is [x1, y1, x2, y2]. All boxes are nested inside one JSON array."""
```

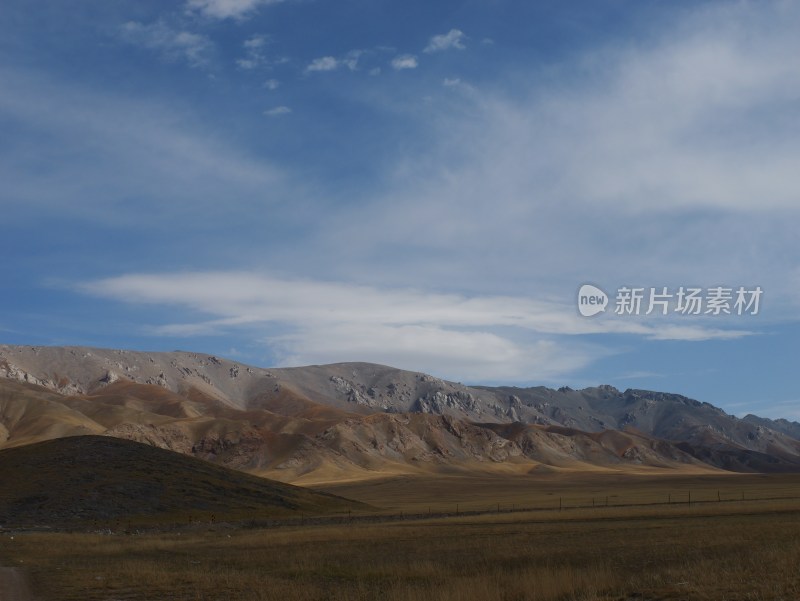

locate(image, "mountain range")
[[2, 344, 799, 483]]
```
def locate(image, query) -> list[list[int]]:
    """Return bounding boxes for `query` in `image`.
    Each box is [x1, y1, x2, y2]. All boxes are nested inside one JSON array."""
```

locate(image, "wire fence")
[[5, 485, 799, 534], [239, 485, 800, 530]]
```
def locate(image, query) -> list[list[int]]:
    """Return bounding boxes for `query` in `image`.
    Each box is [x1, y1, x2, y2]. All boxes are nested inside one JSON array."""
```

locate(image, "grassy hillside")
[[0, 435, 369, 529]]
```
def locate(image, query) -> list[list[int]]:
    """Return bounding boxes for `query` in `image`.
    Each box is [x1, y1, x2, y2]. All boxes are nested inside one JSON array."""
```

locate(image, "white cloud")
[[645, 325, 751, 342], [244, 35, 268, 49], [15, 1, 799, 386], [343, 50, 363, 71], [186, 0, 282, 20], [236, 34, 270, 70], [443, 77, 461, 87], [369, 67, 381, 76], [272, 324, 589, 382], [264, 105, 291, 116], [519, 5, 800, 214], [81, 272, 599, 381], [424, 29, 466, 53], [391, 54, 418, 70], [306, 56, 339, 72], [316, 1, 800, 314], [305, 51, 363, 73], [263, 79, 280, 90], [81, 272, 756, 382], [120, 21, 213, 69]]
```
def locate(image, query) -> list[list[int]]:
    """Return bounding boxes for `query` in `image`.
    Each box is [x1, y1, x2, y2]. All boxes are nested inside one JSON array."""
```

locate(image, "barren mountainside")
[[1, 344, 799, 482]]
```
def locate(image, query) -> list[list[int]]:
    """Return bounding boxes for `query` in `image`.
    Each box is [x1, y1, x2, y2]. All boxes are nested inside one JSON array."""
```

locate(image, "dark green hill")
[[0, 435, 369, 529]]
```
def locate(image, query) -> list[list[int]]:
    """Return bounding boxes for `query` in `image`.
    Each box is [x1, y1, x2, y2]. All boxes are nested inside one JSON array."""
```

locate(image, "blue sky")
[[1, 0, 799, 420]]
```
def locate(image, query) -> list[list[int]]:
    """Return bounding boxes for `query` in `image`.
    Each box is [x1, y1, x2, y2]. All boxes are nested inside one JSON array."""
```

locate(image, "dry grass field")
[[320, 469, 800, 515], [2, 472, 800, 600]]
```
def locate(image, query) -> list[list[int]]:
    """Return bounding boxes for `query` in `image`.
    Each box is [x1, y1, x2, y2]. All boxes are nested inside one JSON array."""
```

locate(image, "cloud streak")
[[316, 1, 800, 316], [120, 21, 213, 68], [80, 272, 755, 381], [264, 105, 291, 116], [0, 67, 287, 226]]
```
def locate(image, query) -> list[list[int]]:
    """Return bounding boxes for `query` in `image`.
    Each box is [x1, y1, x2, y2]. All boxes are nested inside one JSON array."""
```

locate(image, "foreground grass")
[[2, 498, 800, 600]]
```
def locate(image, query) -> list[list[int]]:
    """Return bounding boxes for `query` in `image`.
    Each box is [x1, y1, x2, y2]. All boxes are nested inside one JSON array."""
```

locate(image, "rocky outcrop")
[[412, 390, 479, 415]]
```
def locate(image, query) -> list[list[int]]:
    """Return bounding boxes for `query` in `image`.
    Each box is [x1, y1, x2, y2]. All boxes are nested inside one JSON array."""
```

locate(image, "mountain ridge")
[[1, 344, 799, 482]]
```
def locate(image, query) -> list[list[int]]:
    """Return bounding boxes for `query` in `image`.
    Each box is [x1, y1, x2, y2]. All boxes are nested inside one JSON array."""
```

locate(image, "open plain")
[[2, 471, 799, 601]]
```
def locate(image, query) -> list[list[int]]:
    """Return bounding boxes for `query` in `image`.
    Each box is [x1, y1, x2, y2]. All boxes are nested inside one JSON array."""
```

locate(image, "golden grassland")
[[1, 473, 800, 600], [320, 469, 800, 515], [3, 500, 800, 600]]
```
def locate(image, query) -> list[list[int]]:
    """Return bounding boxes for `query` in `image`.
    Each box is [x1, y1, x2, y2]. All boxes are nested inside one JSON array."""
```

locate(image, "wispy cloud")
[[0, 67, 286, 225], [391, 54, 418, 70], [236, 34, 270, 69], [264, 105, 291, 116], [263, 78, 280, 90], [424, 29, 466, 53], [186, 0, 283, 20], [80, 272, 599, 381], [306, 56, 339, 72], [613, 371, 665, 380], [520, 6, 800, 214], [119, 21, 213, 69], [319, 1, 800, 315], [748, 399, 800, 421], [80, 272, 756, 381], [305, 50, 364, 73], [343, 50, 363, 71]]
